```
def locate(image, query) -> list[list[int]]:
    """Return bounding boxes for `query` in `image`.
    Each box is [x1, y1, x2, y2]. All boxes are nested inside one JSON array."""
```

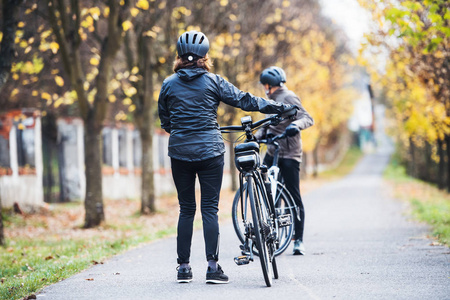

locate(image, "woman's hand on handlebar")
[[268, 105, 298, 126]]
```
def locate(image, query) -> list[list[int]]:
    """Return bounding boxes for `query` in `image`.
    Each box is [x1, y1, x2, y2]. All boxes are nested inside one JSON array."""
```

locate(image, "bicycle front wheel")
[[232, 181, 295, 257], [247, 175, 273, 287]]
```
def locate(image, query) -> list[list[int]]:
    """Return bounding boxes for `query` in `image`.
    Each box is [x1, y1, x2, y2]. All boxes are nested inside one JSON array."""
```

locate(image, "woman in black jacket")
[[158, 30, 294, 284]]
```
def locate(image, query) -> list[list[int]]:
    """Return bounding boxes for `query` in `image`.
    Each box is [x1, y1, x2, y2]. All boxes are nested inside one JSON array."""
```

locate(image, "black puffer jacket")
[[158, 67, 293, 162]]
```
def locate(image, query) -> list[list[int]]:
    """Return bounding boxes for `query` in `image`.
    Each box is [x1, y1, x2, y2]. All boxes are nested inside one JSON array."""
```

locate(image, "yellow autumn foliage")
[[358, 0, 450, 171]]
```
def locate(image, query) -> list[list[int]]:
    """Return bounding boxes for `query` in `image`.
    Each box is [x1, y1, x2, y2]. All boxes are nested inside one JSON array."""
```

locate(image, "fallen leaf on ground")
[[86, 278, 94, 281]]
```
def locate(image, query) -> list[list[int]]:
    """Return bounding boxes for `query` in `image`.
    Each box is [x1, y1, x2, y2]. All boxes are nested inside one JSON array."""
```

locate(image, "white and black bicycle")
[[220, 107, 298, 287]]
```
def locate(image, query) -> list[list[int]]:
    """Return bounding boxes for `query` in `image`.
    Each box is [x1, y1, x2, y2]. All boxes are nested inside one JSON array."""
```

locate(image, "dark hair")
[[173, 54, 213, 72]]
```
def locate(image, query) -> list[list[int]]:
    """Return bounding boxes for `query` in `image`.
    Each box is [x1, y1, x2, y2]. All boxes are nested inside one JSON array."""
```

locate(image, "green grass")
[[384, 157, 450, 246], [319, 146, 364, 179], [411, 199, 450, 245], [0, 220, 177, 300], [383, 157, 416, 183]]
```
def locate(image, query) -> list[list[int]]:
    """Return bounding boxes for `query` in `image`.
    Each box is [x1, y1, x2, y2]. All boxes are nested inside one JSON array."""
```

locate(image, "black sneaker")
[[206, 264, 229, 284], [177, 266, 193, 283]]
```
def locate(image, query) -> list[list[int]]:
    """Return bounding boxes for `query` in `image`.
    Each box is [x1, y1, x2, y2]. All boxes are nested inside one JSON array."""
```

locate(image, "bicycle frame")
[[258, 138, 283, 206], [258, 136, 299, 220]]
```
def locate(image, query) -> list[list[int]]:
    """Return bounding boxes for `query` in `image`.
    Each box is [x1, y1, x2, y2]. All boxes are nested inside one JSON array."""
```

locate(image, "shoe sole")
[[177, 279, 193, 283], [293, 251, 305, 255], [205, 279, 229, 284]]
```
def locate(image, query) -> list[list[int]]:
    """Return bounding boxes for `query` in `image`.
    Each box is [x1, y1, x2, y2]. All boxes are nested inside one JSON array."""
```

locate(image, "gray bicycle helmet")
[[260, 66, 287, 87], [176, 31, 210, 59]]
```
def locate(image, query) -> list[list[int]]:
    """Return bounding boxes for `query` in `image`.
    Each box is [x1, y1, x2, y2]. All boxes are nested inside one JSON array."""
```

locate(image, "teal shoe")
[[293, 239, 305, 255]]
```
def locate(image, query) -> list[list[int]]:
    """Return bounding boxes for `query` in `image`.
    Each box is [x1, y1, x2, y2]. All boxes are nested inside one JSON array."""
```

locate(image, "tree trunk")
[[228, 132, 238, 191], [437, 138, 445, 190], [83, 118, 104, 227], [139, 37, 155, 214], [408, 137, 417, 178], [301, 152, 307, 179], [424, 141, 431, 182], [222, 61, 238, 191], [0, 0, 20, 91], [0, 0, 21, 246], [312, 144, 319, 178], [140, 128, 155, 214], [446, 134, 450, 192], [0, 188, 5, 247]]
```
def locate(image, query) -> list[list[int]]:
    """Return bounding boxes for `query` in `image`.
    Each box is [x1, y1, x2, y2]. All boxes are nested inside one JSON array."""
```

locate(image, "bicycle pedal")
[[234, 255, 251, 265], [277, 214, 292, 227]]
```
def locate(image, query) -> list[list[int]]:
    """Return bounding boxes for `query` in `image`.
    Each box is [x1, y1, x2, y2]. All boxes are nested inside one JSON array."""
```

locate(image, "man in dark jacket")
[[257, 66, 314, 255], [158, 31, 295, 284]]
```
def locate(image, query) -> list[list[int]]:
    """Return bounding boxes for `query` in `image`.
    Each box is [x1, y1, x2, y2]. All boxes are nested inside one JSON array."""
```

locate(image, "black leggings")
[[171, 155, 224, 264], [264, 155, 305, 241]]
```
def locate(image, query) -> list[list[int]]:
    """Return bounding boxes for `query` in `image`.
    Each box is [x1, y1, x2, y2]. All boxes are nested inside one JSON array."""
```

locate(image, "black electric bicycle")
[[231, 131, 298, 257], [220, 107, 298, 287]]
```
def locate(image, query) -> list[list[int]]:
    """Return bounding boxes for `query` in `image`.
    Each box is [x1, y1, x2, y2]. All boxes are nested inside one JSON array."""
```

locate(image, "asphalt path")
[[38, 149, 450, 300]]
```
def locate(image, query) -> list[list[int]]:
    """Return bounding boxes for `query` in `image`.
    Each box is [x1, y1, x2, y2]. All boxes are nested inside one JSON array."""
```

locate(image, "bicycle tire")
[[272, 182, 295, 255], [232, 182, 248, 246], [232, 182, 295, 256], [272, 254, 278, 279], [257, 178, 278, 280], [247, 175, 273, 287]]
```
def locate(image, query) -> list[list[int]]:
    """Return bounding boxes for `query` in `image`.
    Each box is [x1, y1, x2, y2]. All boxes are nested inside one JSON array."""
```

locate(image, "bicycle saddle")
[[235, 141, 260, 153]]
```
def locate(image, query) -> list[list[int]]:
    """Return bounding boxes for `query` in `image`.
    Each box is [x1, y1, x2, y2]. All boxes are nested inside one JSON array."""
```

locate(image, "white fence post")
[[34, 117, 44, 206], [9, 126, 18, 179]]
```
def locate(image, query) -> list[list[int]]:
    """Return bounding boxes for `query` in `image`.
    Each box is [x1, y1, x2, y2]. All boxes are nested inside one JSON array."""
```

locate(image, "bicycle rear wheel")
[[232, 182, 248, 246], [273, 182, 295, 255], [247, 175, 273, 287]]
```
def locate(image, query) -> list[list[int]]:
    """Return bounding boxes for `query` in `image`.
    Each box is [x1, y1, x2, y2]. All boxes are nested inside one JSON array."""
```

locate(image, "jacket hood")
[[177, 67, 208, 81]]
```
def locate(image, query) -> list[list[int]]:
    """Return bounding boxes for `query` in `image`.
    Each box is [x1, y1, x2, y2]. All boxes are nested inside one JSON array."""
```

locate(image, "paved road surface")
[[38, 149, 450, 299]]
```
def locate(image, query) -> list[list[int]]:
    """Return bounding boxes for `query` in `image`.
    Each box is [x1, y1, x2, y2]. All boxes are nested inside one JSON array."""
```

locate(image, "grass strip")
[[384, 158, 450, 246], [0, 201, 176, 299], [1, 211, 177, 300]]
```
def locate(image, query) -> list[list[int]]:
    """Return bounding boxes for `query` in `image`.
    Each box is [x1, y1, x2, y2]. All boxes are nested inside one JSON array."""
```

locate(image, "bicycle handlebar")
[[220, 107, 298, 132], [258, 133, 286, 146], [220, 116, 272, 132]]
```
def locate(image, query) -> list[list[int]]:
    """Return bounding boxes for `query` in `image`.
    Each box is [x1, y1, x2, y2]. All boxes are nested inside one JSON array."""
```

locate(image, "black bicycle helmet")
[[176, 31, 210, 59], [260, 66, 287, 87]]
